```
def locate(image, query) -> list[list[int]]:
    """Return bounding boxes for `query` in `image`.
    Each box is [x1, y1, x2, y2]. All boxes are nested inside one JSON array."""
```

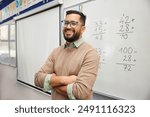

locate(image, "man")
[[34, 10, 100, 100]]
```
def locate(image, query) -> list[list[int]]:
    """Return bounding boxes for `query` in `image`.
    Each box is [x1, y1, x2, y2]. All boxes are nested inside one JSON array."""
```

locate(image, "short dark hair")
[[66, 10, 86, 26]]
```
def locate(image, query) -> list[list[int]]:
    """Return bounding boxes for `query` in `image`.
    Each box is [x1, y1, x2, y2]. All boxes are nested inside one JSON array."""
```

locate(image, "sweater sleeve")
[[72, 49, 100, 99], [34, 49, 56, 88], [43, 74, 53, 91], [67, 83, 76, 100]]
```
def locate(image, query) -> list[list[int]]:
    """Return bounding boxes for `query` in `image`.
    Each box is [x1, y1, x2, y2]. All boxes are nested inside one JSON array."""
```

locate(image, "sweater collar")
[[64, 38, 84, 48]]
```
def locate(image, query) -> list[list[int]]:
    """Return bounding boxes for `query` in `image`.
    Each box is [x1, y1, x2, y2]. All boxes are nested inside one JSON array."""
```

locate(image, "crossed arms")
[[49, 73, 77, 97], [34, 47, 100, 99]]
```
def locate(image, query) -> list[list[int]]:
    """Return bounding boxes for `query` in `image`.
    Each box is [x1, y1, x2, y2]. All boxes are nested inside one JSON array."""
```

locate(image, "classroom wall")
[[63, 0, 90, 8]]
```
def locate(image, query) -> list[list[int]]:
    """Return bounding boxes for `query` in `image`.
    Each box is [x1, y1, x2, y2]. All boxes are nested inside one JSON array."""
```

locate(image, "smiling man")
[[34, 10, 100, 100]]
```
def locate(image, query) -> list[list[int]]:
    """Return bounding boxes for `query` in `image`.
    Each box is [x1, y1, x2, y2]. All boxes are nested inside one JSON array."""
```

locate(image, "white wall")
[[63, 0, 91, 8]]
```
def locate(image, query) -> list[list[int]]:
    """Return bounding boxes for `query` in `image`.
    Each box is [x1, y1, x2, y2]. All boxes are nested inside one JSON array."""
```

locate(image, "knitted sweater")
[[34, 42, 100, 99]]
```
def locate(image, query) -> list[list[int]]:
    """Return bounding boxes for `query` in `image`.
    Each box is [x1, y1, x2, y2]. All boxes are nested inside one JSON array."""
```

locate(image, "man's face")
[[63, 14, 85, 43]]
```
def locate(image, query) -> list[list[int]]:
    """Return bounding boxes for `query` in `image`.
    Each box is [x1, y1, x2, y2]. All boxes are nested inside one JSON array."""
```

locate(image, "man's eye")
[[71, 22, 77, 26], [64, 22, 69, 25]]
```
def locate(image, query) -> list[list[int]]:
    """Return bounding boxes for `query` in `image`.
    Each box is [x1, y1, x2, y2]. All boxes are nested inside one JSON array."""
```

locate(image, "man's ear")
[[81, 26, 86, 33]]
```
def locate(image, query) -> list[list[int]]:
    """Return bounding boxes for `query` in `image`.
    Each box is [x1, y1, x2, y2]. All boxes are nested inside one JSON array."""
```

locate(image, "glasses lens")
[[62, 20, 78, 28], [70, 21, 78, 27]]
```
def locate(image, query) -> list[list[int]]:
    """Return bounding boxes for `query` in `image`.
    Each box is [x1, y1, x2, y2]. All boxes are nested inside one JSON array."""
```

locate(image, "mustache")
[[64, 28, 74, 32]]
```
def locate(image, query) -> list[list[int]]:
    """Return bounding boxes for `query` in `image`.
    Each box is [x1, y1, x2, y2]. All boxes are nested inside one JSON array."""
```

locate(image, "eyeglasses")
[[61, 20, 79, 28]]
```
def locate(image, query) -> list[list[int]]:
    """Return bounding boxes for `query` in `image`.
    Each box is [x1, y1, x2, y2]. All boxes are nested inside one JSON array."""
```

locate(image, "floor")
[[0, 64, 114, 100], [0, 64, 51, 100], [0, 54, 16, 67]]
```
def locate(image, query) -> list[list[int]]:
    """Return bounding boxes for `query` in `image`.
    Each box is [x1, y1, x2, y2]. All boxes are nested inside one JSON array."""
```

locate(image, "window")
[[0, 23, 16, 66]]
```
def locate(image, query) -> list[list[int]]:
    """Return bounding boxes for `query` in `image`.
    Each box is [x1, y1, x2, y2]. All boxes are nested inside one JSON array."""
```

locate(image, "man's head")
[[62, 10, 86, 43]]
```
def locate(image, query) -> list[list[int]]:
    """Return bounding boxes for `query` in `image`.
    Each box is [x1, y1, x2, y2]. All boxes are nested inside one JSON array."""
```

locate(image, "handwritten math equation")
[[117, 14, 135, 39], [92, 20, 107, 40], [93, 14, 137, 71], [116, 47, 137, 71], [92, 14, 135, 40]]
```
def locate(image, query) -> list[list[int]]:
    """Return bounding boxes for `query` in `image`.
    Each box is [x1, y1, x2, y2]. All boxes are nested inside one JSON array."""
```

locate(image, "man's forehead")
[[66, 14, 80, 20]]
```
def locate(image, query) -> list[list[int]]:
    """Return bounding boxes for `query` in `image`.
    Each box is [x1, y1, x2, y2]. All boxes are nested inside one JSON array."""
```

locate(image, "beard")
[[63, 29, 81, 43]]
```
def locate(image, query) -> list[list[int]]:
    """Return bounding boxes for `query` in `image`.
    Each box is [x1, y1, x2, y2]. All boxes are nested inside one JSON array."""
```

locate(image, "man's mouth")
[[64, 29, 74, 37]]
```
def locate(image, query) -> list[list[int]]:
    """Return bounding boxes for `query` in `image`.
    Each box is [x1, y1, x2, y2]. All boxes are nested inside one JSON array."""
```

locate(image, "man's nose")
[[66, 23, 72, 28]]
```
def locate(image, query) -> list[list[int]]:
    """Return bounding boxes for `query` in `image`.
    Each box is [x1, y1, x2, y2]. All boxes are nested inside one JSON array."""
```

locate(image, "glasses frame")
[[61, 20, 79, 28]]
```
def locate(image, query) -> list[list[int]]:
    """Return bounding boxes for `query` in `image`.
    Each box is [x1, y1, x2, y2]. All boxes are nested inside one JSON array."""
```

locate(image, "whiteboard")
[[79, 0, 150, 99], [16, 7, 60, 86]]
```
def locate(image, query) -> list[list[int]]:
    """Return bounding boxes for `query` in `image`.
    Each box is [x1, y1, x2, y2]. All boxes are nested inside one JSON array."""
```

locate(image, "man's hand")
[[50, 74, 77, 88], [51, 75, 77, 97], [62, 75, 77, 85]]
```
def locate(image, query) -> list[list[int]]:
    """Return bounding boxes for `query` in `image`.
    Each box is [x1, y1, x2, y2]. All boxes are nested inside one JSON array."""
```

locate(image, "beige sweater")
[[34, 42, 100, 99]]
